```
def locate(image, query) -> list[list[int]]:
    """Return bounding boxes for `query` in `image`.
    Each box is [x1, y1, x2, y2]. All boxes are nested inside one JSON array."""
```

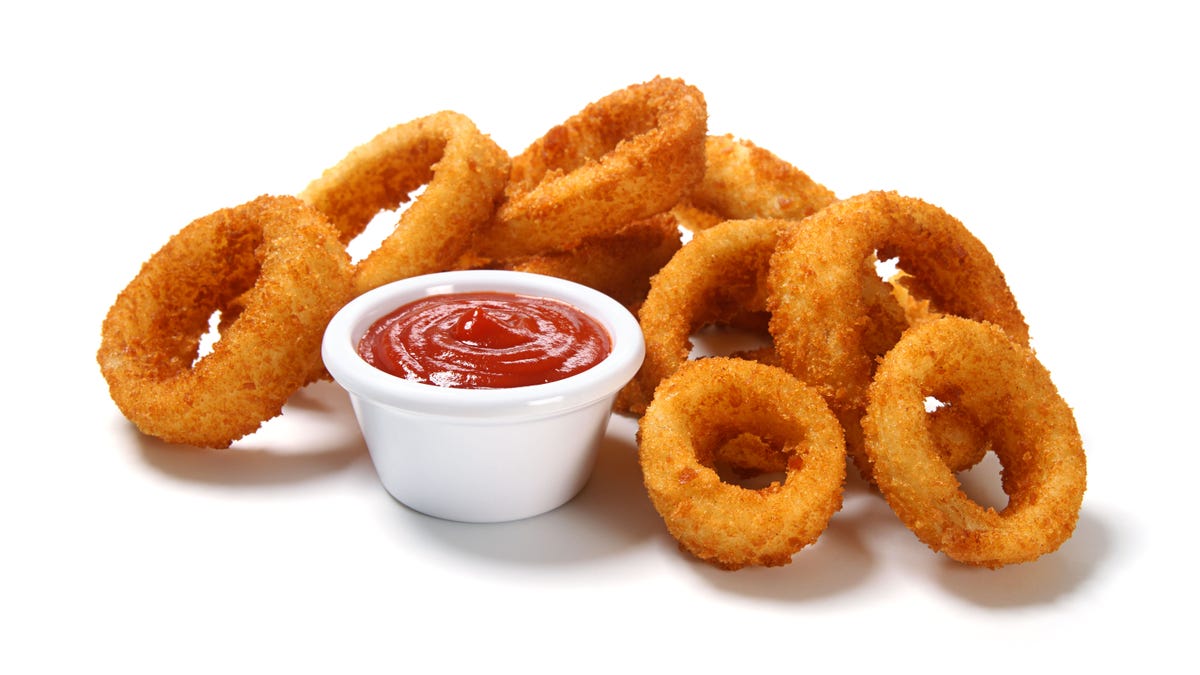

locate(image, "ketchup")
[[356, 291, 612, 389]]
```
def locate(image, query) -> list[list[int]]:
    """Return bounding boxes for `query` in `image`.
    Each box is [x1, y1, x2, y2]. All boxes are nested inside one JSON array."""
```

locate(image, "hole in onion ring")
[[873, 253, 900, 281], [922, 393, 992, 473], [344, 185, 425, 264], [193, 310, 223, 364], [688, 322, 773, 360], [198, 297, 254, 364], [708, 432, 791, 490], [717, 468, 789, 490], [955, 451, 1009, 511], [863, 250, 940, 335]]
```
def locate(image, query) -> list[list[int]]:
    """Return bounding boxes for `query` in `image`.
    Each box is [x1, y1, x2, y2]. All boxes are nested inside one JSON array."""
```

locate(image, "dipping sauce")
[[356, 291, 612, 389]]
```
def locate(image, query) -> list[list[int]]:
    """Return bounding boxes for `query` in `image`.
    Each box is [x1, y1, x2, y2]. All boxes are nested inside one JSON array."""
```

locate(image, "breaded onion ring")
[[638, 357, 846, 570], [476, 77, 707, 259], [673, 134, 837, 232], [767, 191, 1028, 480], [862, 317, 1086, 567], [299, 110, 510, 294], [498, 212, 683, 310], [618, 218, 788, 416], [98, 196, 355, 448]]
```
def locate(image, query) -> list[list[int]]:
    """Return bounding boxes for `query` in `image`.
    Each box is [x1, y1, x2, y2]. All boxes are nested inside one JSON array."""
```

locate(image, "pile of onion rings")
[[766, 190, 1029, 483], [98, 77, 1085, 574], [631, 187, 1083, 569], [99, 77, 707, 447]]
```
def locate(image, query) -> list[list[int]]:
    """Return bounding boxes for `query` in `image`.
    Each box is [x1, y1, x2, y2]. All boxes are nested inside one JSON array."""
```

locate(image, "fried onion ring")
[[497, 212, 683, 310], [618, 218, 788, 415], [862, 317, 1086, 567], [98, 195, 355, 448], [767, 191, 1028, 480], [475, 77, 707, 259], [638, 357, 846, 570], [673, 134, 837, 232], [299, 110, 510, 294], [617, 216, 921, 416]]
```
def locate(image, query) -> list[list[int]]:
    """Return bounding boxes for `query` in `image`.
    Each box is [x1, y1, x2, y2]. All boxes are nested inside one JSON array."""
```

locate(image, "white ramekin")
[[322, 270, 645, 523]]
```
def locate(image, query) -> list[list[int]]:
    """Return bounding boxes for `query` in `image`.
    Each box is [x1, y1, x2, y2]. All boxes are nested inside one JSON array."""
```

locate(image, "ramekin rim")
[[321, 270, 645, 418]]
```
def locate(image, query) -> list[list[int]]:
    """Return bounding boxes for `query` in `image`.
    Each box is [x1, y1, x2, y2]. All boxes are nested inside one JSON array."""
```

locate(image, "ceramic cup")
[[322, 270, 645, 522]]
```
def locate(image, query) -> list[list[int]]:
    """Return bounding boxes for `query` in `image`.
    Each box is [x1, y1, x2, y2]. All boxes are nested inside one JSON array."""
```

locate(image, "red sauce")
[[356, 291, 611, 389]]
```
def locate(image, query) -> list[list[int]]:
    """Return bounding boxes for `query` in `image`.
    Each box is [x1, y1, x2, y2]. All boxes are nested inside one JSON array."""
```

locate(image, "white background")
[[3, 1, 1195, 671]]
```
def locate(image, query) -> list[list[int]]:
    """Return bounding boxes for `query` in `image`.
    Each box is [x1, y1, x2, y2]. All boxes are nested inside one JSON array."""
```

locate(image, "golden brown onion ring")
[[673, 134, 837, 232], [97, 196, 355, 448], [299, 111, 510, 294], [475, 77, 707, 259], [497, 212, 683, 310], [618, 218, 788, 416], [638, 357, 846, 570], [616, 216, 916, 417], [767, 191, 1027, 480], [862, 317, 1086, 568]]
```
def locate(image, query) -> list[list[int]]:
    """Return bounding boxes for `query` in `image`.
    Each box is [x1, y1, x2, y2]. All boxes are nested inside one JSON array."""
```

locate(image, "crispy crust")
[[674, 134, 837, 231], [638, 357, 846, 570], [97, 196, 355, 448], [497, 212, 683, 310], [862, 317, 1086, 567], [475, 77, 707, 259]]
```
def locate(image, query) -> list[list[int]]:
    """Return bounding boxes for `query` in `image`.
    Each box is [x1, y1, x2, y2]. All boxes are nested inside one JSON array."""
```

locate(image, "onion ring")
[[618, 217, 788, 416], [617, 216, 923, 416], [638, 357, 846, 569], [496, 212, 683, 310], [673, 134, 837, 232], [97, 195, 355, 448], [475, 77, 707, 259], [861, 317, 1086, 567], [766, 191, 1028, 480], [299, 110, 510, 294]]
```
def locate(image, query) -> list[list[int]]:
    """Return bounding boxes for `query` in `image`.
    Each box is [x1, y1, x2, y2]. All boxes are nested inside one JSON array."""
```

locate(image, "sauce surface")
[[357, 291, 612, 389]]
